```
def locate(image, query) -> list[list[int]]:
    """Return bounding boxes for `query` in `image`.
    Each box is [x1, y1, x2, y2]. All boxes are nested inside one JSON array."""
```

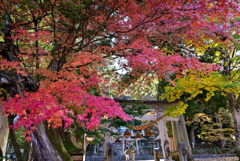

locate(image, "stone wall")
[[195, 157, 239, 161]]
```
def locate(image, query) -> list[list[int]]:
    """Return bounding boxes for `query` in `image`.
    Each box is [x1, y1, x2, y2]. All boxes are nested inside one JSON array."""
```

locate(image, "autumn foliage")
[[0, 0, 239, 139]]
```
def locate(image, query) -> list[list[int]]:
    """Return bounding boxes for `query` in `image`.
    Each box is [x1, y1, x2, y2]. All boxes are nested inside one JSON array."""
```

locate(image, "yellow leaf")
[[215, 51, 220, 56]]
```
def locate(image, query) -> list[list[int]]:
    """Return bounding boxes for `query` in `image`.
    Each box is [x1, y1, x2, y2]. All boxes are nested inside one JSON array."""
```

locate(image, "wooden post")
[[178, 115, 194, 161], [157, 112, 172, 161]]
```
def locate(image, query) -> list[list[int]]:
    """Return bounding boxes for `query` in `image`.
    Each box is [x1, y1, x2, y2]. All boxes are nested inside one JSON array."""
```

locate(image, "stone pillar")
[[139, 140, 142, 155], [83, 134, 86, 161], [104, 123, 112, 161], [154, 148, 160, 161], [122, 139, 125, 155], [178, 115, 194, 161], [157, 112, 172, 161], [178, 142, 187, 161], [136, 139, 139, 155], [171, 121, 181, 152], [106, 142, 113, 161], [93, 145, 97, 155], [190, 127, 195, 148], [168, 137, 174, 152]]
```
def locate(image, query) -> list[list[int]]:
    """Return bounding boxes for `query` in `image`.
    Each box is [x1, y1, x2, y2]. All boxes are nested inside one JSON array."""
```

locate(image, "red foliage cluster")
[[0, 0, 239, 137]]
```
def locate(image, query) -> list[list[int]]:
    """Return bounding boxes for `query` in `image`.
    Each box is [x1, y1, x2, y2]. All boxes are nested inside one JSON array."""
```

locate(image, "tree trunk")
[[0, 41, 75, 161], [0, 109, 9, 161], [231, 105, 240, 158], [231, 105, 240, 149], [1, 12, 73, 161], [23, 139, 31, 161], [228, 95, 240, 150], [31, 122, 72, 161]]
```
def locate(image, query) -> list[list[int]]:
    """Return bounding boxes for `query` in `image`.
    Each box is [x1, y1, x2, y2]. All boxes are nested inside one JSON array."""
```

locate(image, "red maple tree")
[[0, 0, 239, 159]]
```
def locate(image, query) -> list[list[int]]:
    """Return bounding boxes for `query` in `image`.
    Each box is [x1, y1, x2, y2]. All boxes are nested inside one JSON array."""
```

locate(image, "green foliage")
[[14, 126, 26, 147]]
